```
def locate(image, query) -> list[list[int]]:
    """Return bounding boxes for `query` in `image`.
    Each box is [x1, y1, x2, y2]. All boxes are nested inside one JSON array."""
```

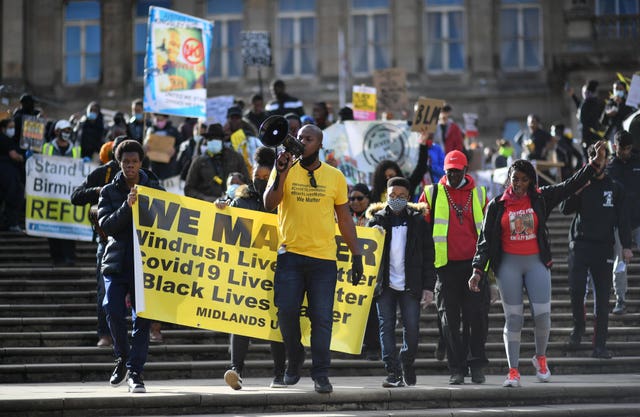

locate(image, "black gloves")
[[351, 254, 363, 286]]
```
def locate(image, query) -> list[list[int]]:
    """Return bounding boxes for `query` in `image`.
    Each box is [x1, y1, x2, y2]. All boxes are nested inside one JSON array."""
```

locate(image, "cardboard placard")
[[373, 68, 408, 117], [145, 134, 175, 163], [411, 97, 445, 133]]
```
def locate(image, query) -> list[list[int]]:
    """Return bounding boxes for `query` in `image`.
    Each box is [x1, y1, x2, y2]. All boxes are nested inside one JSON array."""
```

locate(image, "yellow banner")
[[132, 186, 385, 354]]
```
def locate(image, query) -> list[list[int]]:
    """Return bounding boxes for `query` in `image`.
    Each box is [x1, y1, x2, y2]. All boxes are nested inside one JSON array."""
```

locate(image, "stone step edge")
[[0, 379, 638, 417]]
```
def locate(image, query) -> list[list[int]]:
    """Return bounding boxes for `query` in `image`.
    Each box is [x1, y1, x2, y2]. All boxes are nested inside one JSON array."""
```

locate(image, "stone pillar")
[[1, 0, 25, 82], [102, 0, 130, 97], [392, 0, 419, 73]]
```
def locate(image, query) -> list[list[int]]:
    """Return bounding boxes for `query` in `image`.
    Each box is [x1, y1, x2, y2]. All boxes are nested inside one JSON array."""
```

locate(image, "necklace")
[[443, 186, 472, 225]]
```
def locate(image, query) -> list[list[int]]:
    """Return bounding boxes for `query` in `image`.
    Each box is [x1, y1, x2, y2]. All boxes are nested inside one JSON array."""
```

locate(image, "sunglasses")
[[307, 170, 317, 188], [349, 196, 366, 201]]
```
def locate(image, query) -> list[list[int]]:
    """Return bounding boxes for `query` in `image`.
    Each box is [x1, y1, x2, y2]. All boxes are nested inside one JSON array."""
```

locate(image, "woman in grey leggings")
[[468, 141, 607, 387]]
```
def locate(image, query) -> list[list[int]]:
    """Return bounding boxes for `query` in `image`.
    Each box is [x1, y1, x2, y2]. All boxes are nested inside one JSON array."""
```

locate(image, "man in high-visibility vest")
[[42, 119, 82, 266], [418, 150, 491, 385], [41, 119, 82, 158]]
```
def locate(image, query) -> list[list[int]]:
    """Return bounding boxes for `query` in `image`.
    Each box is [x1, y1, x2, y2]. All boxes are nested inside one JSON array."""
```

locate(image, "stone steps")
[[2, 356, 640, 384], [2, 340, 640, 365]]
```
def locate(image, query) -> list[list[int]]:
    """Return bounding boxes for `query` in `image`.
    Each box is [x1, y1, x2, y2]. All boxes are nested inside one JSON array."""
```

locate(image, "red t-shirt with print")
[[500, 192, 540, 255]]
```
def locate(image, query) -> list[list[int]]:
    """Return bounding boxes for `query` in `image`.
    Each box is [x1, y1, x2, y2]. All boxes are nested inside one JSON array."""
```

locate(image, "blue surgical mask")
[[87, 112, 98, 121], [387, 197, 408, 213], [207, 140, 223, 154], [61, 132, 72, 141], [134, 113, 143, 121], [5, 128, 15, 138], [615, 90, 626, 98], [226, 183, 240, 199]]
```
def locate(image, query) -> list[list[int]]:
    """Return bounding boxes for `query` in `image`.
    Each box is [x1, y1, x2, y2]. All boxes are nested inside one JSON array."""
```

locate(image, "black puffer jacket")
[[366, 202, 436, 299], [230, 184, 270, 212], [472, 162, 597, 275], [98, 170, 163, 275]]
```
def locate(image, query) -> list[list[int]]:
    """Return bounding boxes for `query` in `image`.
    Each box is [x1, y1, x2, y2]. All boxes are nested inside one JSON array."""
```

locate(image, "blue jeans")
[[274, 251, 337, 379], [103, 270, 150, 373], [376, 287, 420, 374], [96, 241, 109, 337]]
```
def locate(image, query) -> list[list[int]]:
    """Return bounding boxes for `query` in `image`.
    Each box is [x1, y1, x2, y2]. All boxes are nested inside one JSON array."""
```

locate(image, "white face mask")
[[207, 140, 223, 154], [61, 132, 71, 141], [226, 183, 240, 199], [5, 128, 15, 138]]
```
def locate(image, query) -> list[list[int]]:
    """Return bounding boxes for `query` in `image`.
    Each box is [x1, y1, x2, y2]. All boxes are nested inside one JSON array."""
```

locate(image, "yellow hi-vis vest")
[[425, 183, 486, 268], [42, 142, 82, 159]]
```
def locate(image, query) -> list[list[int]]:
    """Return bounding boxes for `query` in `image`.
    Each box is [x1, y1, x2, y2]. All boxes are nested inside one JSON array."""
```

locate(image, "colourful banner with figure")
[[132, 186, 384, 354], [144, 7, 213, 118], [25, 154, 97, 241]]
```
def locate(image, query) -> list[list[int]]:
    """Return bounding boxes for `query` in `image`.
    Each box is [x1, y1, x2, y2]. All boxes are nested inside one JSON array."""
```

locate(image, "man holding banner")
[[98, 140, 164, 393], [264, 124, 363, 394]]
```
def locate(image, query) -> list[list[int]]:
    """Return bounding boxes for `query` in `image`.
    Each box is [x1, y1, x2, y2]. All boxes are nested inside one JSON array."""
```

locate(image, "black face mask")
[[253, 179, 268, 196], [300, 150, 319, 168]]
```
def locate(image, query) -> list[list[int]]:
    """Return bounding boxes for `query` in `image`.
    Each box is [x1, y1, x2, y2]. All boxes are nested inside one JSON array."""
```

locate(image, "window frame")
[[276, 6, 317, 78], [423, 2, 466, 74], [207, 4, 244, 80], [499, 1, 543, 72], [63, 1, 101, 85], [350, 1, 391, 75], [595, 0, 640, 39]]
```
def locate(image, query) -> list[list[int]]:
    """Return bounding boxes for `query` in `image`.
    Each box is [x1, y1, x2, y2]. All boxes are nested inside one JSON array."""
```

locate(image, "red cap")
[[444, 150, 468, 170]]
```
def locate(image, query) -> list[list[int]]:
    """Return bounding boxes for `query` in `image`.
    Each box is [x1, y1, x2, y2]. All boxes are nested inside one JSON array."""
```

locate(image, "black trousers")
[[230, 334, 286, 377], [568, 241, 613, 349], [435, 260, 489, 374]]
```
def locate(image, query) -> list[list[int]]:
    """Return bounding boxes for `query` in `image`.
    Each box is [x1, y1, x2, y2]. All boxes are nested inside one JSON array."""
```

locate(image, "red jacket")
[[442, 121, 464, 155], [420, 174, 487, 261]]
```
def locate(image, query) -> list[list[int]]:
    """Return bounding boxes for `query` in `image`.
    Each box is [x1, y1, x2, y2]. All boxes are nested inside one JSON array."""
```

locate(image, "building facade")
[[1, 0, 638, 141]]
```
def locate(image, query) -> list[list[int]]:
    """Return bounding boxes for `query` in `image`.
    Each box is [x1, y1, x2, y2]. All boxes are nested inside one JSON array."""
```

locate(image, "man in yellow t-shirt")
[[264, 124, 363, 394]]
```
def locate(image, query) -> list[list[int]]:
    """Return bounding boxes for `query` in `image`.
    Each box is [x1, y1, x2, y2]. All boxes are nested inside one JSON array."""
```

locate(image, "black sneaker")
[[470, 367, 486, 384], [449, 373, 464, 385], [270, 374, 287, 388], [382, 373, 405, 388], [401, 363, 416, 386], [127, 371, 146, 393], [224, 368, 243, 390], [109, 357, 128, 387], [284, 347, 305, 386], [313, 376, 333, 394], [567, 327, 583, 349], [591, 347, 613, 359]]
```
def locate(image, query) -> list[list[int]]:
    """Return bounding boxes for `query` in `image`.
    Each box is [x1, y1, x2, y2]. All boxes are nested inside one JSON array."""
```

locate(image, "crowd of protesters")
[[0, 74, 638, 394]]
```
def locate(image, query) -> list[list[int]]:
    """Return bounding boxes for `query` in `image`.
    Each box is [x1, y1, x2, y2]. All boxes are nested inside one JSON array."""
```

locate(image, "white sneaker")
[[532, 355, 551, 382], [503, 368, 521, 387]]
